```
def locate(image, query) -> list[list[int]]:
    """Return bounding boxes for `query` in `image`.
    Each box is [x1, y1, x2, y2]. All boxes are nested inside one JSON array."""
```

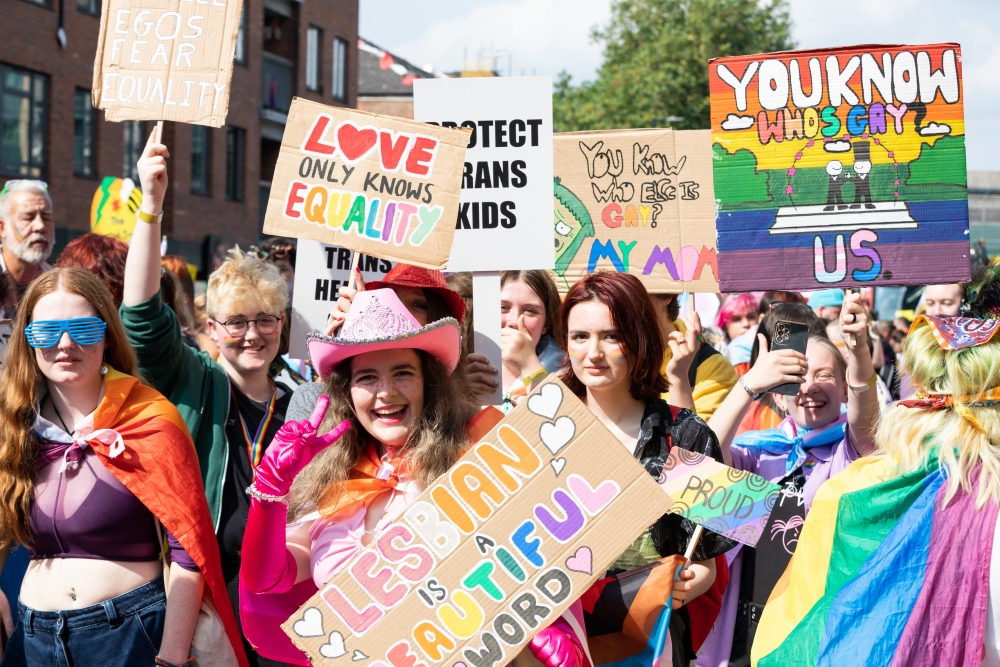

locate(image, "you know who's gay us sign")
[[711, 43, 969, 292]]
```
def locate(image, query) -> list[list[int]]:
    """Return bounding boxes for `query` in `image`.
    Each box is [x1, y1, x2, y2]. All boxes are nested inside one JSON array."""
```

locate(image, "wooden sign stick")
[[846, 288, 859, 350], [346, 250, 361, 291], [154, 120, 163, 144]]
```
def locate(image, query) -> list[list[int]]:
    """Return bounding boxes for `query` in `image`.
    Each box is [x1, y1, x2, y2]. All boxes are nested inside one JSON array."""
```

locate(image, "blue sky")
[[359, 0, 1000, 170]]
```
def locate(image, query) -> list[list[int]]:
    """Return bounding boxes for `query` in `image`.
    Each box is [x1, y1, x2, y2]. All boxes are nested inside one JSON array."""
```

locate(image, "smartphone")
[[768, 320, 809, 395]]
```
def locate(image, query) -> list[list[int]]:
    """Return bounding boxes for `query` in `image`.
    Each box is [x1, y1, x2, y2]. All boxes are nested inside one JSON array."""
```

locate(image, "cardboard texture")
[[711, 44, 970, 291], [657, 449, 781, 548], [289, 241, 395, 359], [551, 129, 718, 295], [263, 98, 470, 270], [92, 0, 243, 126], [90, 176, 142, 243], [283, 377, 670, 667], [412, 77, 555, 271]]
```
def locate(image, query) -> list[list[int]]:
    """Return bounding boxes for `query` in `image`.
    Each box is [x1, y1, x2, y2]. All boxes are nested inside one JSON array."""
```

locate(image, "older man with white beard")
[[0, 180, 55, 305]]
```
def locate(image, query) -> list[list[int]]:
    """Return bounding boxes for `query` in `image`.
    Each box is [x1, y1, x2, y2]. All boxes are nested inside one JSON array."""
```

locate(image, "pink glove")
[[529, 619, 586, 667], [252, 395, 352, 497]]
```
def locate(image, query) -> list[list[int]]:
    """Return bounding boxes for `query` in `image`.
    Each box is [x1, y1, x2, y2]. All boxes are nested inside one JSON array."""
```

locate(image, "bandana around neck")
[[733, 414, 847, 474]]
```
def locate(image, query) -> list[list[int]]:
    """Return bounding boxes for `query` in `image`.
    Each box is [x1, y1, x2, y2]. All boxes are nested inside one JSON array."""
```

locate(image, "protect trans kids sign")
[[283, 377, 669, 666], [711, 43, 970, 291]]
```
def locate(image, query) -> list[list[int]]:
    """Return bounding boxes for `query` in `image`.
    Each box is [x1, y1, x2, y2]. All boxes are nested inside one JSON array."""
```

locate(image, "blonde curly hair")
[[206, 246, 288, 319]]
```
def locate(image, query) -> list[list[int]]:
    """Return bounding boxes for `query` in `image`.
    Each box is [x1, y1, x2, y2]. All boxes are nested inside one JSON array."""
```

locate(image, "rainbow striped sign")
[[657, 449, 781, 548], [711, 43, 969, 291]]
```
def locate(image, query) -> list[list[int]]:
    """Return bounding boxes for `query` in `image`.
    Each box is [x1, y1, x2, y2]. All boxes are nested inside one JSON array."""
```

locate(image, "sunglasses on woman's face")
[[25, 317, 107, 349]]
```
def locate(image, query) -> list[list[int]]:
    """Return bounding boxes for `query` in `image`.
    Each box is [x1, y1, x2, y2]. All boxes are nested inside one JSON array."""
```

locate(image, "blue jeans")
[[2, 575, 166, 667]]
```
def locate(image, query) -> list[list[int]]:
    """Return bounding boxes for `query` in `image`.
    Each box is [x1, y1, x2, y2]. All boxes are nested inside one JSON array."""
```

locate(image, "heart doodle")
[[336, 122, 378, 162], [527, 383, 563, 420], [550, 458, 566, 476], [567, 474, 619, 516], [565, 546, 593, 575], [352, 651, 368, 661], [540, 416, 575, 455], [292, 607, 325, 638], [319, 631, 348, 659]]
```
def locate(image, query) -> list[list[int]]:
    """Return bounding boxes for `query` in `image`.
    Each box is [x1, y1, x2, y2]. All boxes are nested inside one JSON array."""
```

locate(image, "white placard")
[[289, 241, 394, 359], [472, 272, 503, 406], [413, 76, 554, 271]]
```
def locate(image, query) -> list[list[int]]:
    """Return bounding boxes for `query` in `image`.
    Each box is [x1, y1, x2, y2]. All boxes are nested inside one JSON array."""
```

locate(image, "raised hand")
[[741, 333, 808, 395], [252, 395, 351, 498], [501, 315, 538, 376], [137, 129, 169, 216], [325, 268, 366, 335]]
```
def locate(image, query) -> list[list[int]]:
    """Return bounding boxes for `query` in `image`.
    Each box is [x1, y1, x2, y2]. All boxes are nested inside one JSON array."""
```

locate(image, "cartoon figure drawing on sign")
[[851, 141, 875, 209], [769, 515, 804, 555], [823, 160, 846, 212], [553, 177, 596, 289]]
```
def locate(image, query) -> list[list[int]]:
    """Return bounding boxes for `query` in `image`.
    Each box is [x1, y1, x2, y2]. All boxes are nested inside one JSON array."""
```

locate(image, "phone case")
[[768, 320, 809, 395]]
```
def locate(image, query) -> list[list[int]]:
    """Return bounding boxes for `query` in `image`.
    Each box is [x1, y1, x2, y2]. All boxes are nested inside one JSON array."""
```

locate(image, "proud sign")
[[264, 99, 470, 269], [283, 378, 669, 666]]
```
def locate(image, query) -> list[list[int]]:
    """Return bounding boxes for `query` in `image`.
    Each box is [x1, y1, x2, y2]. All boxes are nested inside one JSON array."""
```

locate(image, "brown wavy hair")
[[287, 350, 480, 521], [0, 268, 138, 546], [501, 270, 563, 342]]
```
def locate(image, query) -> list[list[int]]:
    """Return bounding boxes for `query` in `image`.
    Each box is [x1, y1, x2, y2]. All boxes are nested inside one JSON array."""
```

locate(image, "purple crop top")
[[27, 414, 198, 572]]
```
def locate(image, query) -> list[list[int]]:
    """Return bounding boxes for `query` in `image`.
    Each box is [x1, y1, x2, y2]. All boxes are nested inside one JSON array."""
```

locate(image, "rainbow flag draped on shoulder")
[[752, 455, 998, 666]]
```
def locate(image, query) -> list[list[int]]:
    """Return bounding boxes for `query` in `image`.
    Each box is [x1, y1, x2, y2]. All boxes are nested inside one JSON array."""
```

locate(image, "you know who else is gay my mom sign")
[[283, 377, 670, 667], [711, 43, 969, 292], [264, 99, 471, 270]]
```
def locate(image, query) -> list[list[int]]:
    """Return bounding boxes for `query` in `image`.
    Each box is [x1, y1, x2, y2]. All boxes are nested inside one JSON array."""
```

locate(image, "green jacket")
[[120, 294, 231, 529]]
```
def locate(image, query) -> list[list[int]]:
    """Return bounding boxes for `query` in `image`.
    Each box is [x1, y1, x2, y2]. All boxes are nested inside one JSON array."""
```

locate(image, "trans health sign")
[[711, 43, 969, 291]]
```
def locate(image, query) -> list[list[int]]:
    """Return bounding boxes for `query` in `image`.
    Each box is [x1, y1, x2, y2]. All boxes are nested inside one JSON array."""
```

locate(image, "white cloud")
[[824, 140, 852, 153], [720, 114, 754, 131], [919, 122, 952, 136]]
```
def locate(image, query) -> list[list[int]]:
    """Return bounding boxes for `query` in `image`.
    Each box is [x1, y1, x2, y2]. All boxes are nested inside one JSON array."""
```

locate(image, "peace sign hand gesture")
[[252, 395, 352, 499]]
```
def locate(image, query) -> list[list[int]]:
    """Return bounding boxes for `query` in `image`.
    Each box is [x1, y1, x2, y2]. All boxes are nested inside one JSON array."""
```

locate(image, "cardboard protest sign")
[[90, 176, 142, 243], [289, 241, 395, 359], [551, 129, 717, 294], [711, 44, 969, 291], [283, 377, 670, 666], [656, 449, 781, 548], [92, 0, 243, 126], [263, 99, 470, 270], [413, 77, 554, 271]]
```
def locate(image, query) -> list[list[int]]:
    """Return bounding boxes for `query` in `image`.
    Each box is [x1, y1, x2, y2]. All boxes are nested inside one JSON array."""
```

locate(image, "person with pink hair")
[[715, 294, 760, 343]]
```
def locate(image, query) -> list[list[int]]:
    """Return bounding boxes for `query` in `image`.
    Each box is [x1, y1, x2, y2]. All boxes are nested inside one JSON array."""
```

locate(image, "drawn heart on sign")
[[550, 458, 566, 477], [527, 383, 563, 420], [567, 474, 619, 516], [540, 416, 575, 455], [352, 651, 368, 661], [319, 632, 348, 659], [565, 546, 593, 575], [336, 122, 378, 162], [292, 607, 325, 638]]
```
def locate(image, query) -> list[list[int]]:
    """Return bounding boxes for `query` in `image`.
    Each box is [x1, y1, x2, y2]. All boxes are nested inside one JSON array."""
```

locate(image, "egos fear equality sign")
[[413, 77, 554, 271], [283, 377, 669, 667], [263, 99, 471, 270], [93, 0, 243, 126], [711, 43, 969, 291]]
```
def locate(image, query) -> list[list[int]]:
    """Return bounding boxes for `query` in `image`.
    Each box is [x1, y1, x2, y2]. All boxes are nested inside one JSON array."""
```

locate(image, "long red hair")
[[558, 272, 667, 401]]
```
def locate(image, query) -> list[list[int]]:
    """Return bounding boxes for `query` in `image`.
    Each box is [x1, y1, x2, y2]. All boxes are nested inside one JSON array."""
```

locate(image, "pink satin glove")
[[529, 619, 586, 667], [252, 395, 352, 497]]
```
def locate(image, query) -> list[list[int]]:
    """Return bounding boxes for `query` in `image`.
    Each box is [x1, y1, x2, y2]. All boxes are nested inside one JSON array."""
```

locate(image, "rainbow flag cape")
[[752, 455, 998, 666]]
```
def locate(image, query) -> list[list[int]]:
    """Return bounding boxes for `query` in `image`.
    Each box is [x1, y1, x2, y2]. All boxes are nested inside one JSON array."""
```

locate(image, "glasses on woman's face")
[[214, 314, 282, 338], [25, 317, 106, 349]]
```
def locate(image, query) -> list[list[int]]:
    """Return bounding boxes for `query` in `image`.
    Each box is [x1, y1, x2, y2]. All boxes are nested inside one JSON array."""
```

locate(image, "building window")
[[191, 125, 211, 195], [77, 0, 99, 15], [234, 1, 247, 65], [73, 89, 96, 178], [0, 64, 48, 178], [20, 0, 51, 6], [306, 26, 322, 92], [332, 37, 347, 101], [122, 121, 144, 181], [226, 127, 245, 201]]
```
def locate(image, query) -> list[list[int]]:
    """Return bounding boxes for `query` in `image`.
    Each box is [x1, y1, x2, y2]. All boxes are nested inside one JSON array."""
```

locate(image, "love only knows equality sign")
[[283, 378, 670, 666]]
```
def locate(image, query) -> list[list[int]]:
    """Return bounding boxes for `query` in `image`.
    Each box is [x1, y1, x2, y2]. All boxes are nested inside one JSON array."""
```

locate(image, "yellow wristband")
[[522, 368, 548, 389], [849, 373, 877, 393], [138, 209, 163, 224]]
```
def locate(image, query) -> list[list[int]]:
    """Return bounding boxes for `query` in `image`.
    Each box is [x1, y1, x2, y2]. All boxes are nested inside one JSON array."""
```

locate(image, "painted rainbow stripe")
[[657, 449, 781, 548]]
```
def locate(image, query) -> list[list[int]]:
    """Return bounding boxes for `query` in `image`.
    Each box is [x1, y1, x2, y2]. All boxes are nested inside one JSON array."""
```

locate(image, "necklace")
[[232, 381, 278, 469], [48, 396, 73, 435]]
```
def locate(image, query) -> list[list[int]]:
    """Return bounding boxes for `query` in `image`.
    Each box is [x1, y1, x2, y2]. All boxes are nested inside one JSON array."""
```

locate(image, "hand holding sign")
[[137, 130, 169, 215]]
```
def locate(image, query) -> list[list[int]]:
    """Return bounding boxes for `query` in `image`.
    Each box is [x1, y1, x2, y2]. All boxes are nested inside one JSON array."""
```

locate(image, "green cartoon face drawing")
[[553, 177, 595, 281]]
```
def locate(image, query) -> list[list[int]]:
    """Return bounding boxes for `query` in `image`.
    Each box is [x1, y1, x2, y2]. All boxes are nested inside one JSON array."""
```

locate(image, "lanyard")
[[233, 382, 278, 469]]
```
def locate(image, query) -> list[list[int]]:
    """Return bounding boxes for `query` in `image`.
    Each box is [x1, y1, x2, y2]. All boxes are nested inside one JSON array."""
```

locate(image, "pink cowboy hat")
[[307, 288, 461, 379]]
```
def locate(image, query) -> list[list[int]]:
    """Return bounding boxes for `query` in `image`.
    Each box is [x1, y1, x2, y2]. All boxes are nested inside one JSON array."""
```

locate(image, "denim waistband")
[[18, 575, 165, 636]]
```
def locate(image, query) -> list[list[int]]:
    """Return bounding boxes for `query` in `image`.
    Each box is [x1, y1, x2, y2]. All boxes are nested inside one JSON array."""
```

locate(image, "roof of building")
[[357, 38, 438, 97]]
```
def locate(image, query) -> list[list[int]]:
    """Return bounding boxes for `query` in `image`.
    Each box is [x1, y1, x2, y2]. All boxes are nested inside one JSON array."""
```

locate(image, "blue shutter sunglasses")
[[25, 317, 107, 349]]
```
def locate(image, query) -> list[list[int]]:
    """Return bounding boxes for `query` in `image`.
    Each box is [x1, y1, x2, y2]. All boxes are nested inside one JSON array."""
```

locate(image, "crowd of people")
[[0, 131, 996, 667]]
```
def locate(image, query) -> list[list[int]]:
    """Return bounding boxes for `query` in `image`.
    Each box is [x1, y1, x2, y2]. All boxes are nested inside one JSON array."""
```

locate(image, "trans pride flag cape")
[[89, 369, 249, 667], [752, 455, 998, 666]]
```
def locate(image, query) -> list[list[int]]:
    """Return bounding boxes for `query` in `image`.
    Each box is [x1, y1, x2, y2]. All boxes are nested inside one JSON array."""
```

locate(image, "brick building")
[[356, 38, 435, 119], [0, 0, 357, 275]]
